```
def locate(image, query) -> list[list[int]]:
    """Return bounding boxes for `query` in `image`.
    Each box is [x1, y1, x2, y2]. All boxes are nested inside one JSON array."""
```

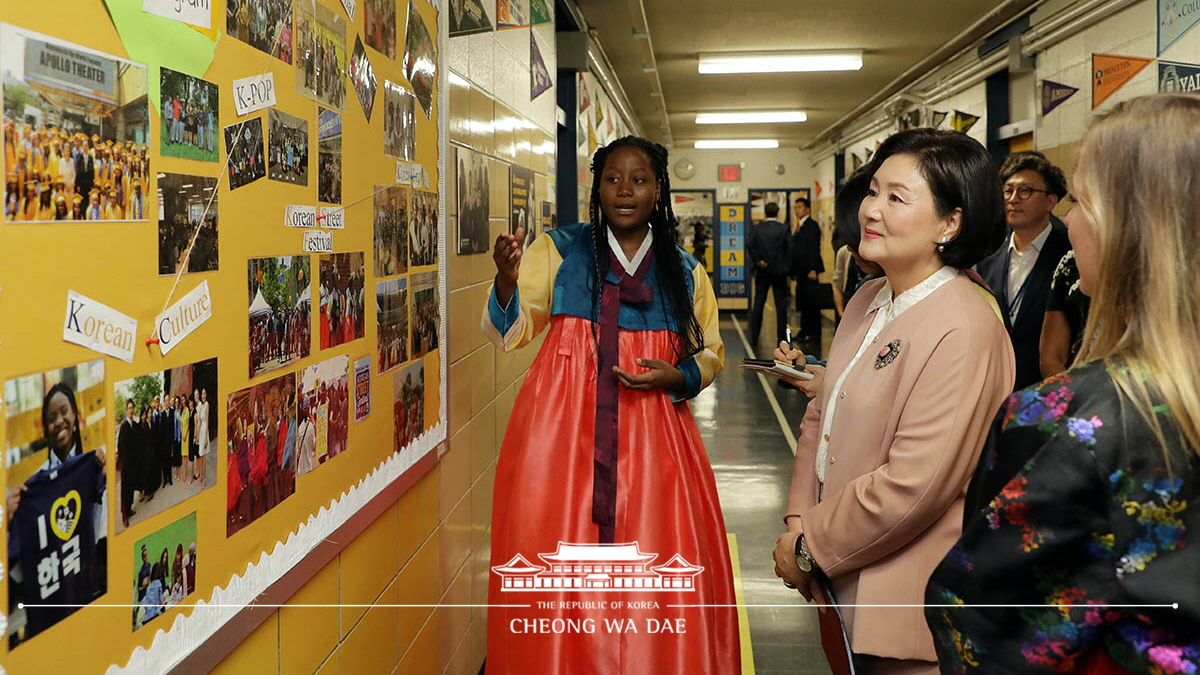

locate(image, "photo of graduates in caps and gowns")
[[157, 173, 218, 275], [248, 255, 312, 377], [131, 512, 197, 631], [2, 26, 150, 223], [226, 372, 298, 536], [411, 271, 439, 359], [297, 355, 350, 475], [226, 0, 294, 63], [4, 360, 108, 648], [112, 358, 217, 532], [376, 277, 408, 374], [373, 184, 409, 276], [319, 252, 366, 349], [393, 361, 425, 453]]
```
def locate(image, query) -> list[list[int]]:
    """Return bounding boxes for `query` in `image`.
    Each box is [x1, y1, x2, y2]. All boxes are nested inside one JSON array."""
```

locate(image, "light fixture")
[[698, 50, 863, 74], [694, 139, 779, 149], [696, 111, 807, 124]]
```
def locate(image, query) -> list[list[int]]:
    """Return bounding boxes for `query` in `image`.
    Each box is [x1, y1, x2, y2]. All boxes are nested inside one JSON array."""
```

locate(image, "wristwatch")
[[794, 534, 816, 574]]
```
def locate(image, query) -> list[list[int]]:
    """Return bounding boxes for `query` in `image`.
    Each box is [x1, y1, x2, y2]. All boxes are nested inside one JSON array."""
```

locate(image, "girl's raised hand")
[[493, 227, 525, 307]]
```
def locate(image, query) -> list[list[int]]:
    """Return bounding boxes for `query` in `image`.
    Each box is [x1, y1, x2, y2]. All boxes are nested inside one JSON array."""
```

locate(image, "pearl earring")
[[937, 236, 947, 253]]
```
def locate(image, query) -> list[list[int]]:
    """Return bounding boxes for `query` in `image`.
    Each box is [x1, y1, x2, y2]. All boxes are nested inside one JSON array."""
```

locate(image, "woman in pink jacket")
[[772, 128, 1015, 674]]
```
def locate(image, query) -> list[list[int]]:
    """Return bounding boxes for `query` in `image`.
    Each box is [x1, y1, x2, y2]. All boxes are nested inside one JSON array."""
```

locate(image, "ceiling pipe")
[[624, 0, 673, 146], [1022, 0, 1142, 54], [803, 0, 1038, 150], [586, 35, 646, 138]]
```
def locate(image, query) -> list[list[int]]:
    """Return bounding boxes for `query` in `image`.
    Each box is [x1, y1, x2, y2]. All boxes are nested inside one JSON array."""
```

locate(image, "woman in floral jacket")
[[925, 94, 1200, 673]]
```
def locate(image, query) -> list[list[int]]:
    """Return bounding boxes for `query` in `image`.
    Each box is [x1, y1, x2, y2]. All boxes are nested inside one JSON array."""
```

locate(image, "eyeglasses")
[[1002, 185, 1053, 201]]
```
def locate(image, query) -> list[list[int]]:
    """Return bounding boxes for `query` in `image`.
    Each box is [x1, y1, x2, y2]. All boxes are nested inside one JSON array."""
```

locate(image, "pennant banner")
[[951, 110, 980, 133], [814, 181, 822, 198], [851, 152, 862, 171], [530, 33, 552, 100], [931, 110, 948, 128], [1159, 0, 1200, 55], [1041, 80, 1079, 115], [1093, 53, 1154, 108], [1159, 59, 1200, 92]]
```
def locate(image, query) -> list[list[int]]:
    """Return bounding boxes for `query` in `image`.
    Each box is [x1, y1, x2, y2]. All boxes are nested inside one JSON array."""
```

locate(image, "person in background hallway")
[[791, 196, 825, 345], [482, 136, 738, 674], [748, 201, 792, 346], [928, 93, 1200, 675], [1038, 248, 1090, 378], [772, 128, 1014, 675], [976, 151, 1071, 391]]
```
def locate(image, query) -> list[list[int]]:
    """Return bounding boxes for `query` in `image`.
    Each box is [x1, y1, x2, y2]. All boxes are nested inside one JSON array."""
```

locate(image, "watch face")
[[795, 554, 812, 573]]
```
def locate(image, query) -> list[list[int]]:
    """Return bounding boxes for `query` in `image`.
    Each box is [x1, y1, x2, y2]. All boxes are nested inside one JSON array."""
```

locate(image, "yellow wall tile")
[[398, 533, 440, 654], [468, 347, 496, 416], [340, 580, 400, 675], [315, 649, 339, 675], [398, 465, 439, 567], [398, 609, 440, 673], [471, 530, 491, 613], [438, 435, 471, 521], [472, 245, 498, 285], [470, 466, 496, 549], [439, 562, 474, 667], [340, 503, 400, 636], [212, 613, 278, 675], [448, 356, 473, 436], [448, 283, 489, 363], [468, 89, 494, 155], [280, 559, 340, 675], [439, 496, 473, 592], [489, 159, 510, 218], [444, 629, 484, 675], [446, 145, 458, 216], [449, 77, 471, 146], [468, 402, 496, 483]]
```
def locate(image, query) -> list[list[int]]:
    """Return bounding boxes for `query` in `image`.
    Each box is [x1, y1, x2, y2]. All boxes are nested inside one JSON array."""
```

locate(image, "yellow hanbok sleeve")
[[671, 264, 724, 401], [480, 232, 563, 352]]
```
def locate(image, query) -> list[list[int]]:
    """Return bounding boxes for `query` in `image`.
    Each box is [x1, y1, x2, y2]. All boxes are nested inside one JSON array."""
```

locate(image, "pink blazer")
[[786, 274, 1014, 661]]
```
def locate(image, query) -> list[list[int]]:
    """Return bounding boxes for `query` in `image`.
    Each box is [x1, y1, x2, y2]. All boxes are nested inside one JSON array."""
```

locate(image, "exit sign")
[[718, 164, 741, 182]]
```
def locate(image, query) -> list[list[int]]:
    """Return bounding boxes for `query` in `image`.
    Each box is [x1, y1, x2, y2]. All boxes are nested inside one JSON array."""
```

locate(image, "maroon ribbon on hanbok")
[[593, 247, 655, 544]]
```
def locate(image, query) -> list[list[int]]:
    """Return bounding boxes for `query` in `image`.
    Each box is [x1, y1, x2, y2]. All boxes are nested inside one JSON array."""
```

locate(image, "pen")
[[785, 327, 792, 347]]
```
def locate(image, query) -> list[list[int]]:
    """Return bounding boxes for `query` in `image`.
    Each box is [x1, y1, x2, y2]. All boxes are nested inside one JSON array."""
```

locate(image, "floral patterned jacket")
[[924, 360, 1200, 673]]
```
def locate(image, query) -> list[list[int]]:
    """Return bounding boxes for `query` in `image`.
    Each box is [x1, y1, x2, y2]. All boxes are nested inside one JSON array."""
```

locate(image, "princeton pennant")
[[951, 111, 980, 133], [1093, 53, 1154, 108]]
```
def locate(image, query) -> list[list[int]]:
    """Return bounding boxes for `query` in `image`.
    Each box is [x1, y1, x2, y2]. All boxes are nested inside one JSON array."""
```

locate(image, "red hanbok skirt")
[[486, 316, 740, 674]]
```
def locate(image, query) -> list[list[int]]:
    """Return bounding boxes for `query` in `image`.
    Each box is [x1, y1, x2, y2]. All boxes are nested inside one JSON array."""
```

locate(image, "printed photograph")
[[354, 355, 372, 422], [403, 1, 437, 118], [298, 355, 350, 475], [671, 190, 713, 269], [157, 173, 218, 275], [530, 0, 552, 24], [496, 0, 529, 28], [376, 277, 409, 374], [456, 146, 490, 254], [319, 252, 366, 349], [349, 36, 378, 121], [113, 358, 218, 532], [295, 2, 347, 111], [510, 165, 534, 248], [5, 360, 107, 648], [160, 68, 219, 162], [393, 360, 425, 453], [226, 371, 298, 536], [411, 271, 439, 359], [317, 107, 342, 204], [383, 81, 416, 160], [3, 26, 150, 223], [224, 117, 266, 191], [373, 184, 409, 276], [409, 189, 438, 267], [248, 255, 312, 378], [449, 0, 492, 36], [268, 109, 309, 186], [365, 0, 397, 59], [132, 512, 197, 631], [226, 0, 294, 63]]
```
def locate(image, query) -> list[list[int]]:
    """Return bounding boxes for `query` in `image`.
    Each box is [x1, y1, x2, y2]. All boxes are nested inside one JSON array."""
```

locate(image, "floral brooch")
[[874, 339, 902, 369]]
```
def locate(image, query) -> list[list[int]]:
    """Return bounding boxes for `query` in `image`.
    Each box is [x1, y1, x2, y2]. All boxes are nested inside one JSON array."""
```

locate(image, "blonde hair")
[[1073, 93, 1200, 461]]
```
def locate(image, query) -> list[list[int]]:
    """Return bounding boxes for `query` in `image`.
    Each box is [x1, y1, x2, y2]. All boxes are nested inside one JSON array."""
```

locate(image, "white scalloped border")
[[106, 420, 445, 675]]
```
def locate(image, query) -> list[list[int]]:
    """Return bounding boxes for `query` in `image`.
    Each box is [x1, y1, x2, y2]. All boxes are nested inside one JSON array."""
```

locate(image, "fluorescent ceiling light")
[[698, 50, 863, 74], [696, 111, 807, 124], [694, 139, 779, 149]]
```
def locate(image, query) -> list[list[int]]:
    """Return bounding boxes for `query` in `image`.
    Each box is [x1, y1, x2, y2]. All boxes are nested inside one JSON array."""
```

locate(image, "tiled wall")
[[211, 12, 560, 675]]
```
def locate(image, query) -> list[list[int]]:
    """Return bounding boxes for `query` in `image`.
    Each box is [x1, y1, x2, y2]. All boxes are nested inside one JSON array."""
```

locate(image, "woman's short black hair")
[[834, 167, 872, 253], [863, 128, 1006, 269]]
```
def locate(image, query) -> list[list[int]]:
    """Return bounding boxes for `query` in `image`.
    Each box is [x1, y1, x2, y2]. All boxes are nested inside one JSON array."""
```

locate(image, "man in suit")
[[977, 151, 1070, 390], [747, 201, 792, 346], [790, 197, 824, 344]]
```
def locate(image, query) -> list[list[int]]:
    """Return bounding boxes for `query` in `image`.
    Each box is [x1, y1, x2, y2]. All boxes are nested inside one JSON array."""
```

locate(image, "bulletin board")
[[0, 0, 448, 671]]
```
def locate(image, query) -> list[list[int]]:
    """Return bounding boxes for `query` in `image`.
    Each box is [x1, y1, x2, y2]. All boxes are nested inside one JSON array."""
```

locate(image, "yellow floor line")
[[727, 532, 756, 675]]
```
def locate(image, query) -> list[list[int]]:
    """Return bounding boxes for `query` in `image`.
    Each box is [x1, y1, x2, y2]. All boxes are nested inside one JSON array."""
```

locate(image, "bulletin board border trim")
[[106, 423, 445, 674]]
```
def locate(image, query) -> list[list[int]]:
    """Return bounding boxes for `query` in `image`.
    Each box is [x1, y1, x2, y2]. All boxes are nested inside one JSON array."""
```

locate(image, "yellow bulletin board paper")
[[0, 0, 447, 671], [102, 0, 220, 109]]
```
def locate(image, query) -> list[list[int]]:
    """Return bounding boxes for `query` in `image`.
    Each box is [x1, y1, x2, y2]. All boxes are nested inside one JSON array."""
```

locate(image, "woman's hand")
[[772, 529, 814, 601], [492, 227, 525, 308], [613, 358, 685, 392], [772, 341, 823, 397]]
